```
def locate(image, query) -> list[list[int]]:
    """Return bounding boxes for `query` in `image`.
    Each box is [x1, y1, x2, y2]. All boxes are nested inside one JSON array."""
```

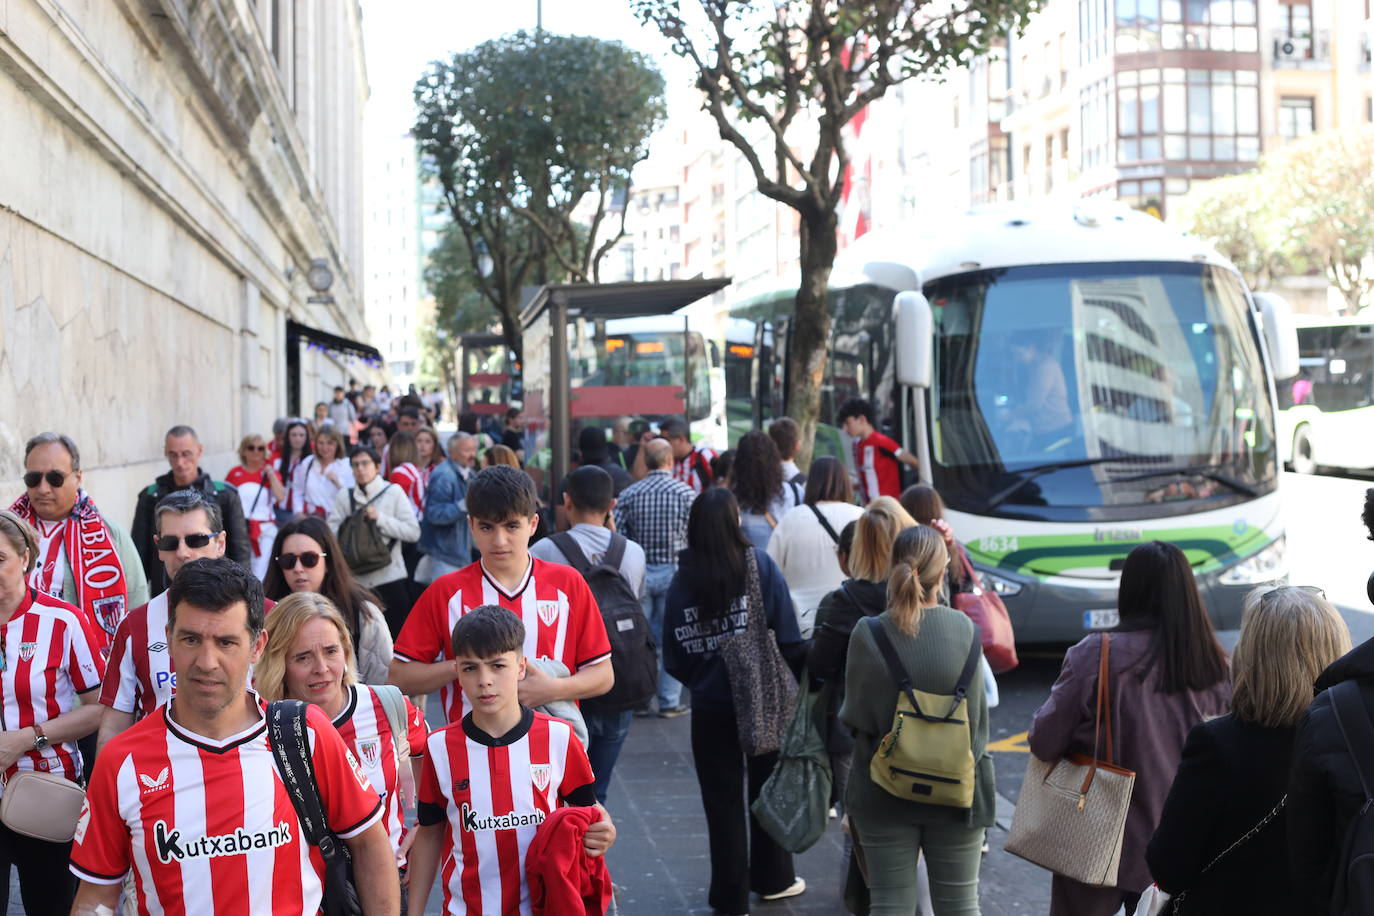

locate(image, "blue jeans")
[[643, 563, 682, 708], [584, 709, 634, 804]]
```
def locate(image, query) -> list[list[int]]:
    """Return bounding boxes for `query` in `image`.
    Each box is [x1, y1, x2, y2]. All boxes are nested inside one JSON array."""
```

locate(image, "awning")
[[519, 277, 733, 327], [286, 319, 383, 365]]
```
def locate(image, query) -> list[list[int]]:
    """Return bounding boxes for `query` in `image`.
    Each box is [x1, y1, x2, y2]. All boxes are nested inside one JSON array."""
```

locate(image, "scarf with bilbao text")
[[9, 489, 127, 648]]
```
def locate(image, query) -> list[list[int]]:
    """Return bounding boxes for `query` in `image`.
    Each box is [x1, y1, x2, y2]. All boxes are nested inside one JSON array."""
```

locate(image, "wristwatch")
[[31, 724, 48, 752]]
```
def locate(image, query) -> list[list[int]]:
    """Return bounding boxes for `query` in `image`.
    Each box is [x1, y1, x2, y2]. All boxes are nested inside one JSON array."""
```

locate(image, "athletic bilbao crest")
[[530, 764, 552, 793], [92, 595, 126, 636], [536, 601, 560, 627], [358, 738, 380, 770], [17, 642, 36, 663]]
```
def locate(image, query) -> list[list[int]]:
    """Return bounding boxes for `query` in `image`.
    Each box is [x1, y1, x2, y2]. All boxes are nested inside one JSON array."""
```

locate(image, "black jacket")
[[807, 578, 886, 755], [131, 469, 251, 589], [1288, 636, 1374, 913], [1146, 714, 1297, 914]]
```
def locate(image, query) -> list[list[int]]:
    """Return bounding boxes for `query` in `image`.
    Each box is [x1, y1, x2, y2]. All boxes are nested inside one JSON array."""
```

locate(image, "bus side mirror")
[[895, 291, 933, 389], [1254, 291, 1300, 381]]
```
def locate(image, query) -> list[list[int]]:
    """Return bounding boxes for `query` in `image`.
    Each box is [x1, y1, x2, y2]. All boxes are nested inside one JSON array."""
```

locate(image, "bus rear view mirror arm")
[[895, 291, 933, 389]]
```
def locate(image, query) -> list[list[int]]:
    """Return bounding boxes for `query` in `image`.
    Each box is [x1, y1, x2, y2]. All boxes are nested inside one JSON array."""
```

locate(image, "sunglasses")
[[23, 470, 68, 489], [246, 445, 267, 453], [155, 533, 217, 551], [277, 551, 326, 570], [1260, 584, 1324, 606]]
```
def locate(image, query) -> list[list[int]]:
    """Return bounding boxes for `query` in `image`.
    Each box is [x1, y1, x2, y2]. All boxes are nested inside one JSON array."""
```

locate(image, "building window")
[[1279, 96, 1315, 139], [1117, 0, 1260, 54], [1045, 135, 1055, 192], [1133, 68, 1260, 163], [1079, 77, 1114, 170]]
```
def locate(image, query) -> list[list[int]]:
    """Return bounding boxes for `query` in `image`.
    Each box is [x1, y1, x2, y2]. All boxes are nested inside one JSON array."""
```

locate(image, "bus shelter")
[[457, 333, 517, 421], [520, 278, 730, 502]]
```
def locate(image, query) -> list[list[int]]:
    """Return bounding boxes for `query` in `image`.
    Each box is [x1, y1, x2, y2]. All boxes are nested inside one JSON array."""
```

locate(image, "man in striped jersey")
[[70, 558, 400, 915], [408, 606, 614, 915]]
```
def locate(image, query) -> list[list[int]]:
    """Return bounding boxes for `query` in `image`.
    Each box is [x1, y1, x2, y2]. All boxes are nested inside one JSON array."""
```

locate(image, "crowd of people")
[[3, 388, 1373, 916]]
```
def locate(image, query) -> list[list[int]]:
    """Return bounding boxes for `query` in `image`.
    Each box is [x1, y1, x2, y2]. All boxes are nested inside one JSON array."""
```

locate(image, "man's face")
[[167, 601, 265, 724], [24, 442, 82, 521], [455, 649, 525, 714], [666, 434, 692, 460], [364, 386, 376, 400], [333, 389, 345, 402], [508, 412, 525, 432], [469, 514, 537, 567], [397, 415, 421, 434], [165, 434, 203, 485], [156, 509, 226, 579], [452, 437, 477, 467], [841, 416, 864, 438]]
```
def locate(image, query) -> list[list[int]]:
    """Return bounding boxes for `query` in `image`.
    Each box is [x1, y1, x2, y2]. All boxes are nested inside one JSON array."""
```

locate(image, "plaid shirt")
[[613, 470, 696, 566]]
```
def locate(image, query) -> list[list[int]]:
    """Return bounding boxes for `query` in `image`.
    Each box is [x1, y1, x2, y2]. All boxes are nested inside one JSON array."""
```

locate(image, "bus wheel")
[[1292, 427, 1317, 475]]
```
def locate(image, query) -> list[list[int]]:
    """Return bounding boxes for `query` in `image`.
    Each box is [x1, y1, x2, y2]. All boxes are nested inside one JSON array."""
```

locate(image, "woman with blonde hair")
[[258, 593, 425, 872], [482, 443, 521, 468], [290, 426, 353, 518], [841, 525, 993, 914], [226, 434, 285, 579], [1147, 585, 1348, 913]]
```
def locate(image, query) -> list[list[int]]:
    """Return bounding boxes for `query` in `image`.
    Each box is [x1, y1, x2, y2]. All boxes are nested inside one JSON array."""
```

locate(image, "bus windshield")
[[927, 261, 1277, 518]]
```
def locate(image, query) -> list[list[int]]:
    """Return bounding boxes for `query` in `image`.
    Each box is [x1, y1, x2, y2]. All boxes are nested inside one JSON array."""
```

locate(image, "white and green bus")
[[726, 202, 1298, 641], [1277, 314, 1374, 474]]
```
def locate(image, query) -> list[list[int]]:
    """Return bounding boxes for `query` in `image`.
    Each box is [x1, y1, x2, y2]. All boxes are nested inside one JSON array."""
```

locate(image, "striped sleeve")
[[69, 748, 131, 884], [100, 615, 139, 713]]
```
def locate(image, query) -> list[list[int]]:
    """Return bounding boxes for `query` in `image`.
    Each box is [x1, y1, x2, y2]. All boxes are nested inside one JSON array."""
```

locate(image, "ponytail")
[[886, 525, 950, 636]]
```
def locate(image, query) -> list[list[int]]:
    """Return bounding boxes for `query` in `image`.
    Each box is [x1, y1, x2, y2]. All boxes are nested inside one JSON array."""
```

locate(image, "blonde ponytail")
[[886, 525, 950, 636]]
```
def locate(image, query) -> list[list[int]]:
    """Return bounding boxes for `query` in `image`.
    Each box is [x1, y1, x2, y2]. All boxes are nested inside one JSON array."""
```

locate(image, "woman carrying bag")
[[1027, 541, 1231, 915], [662, 488, 808, 915], [841, 524, 994, 915]]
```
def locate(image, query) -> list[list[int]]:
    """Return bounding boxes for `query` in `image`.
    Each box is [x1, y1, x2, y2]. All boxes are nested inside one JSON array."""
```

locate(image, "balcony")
[[1271, 30, 1331, 68]]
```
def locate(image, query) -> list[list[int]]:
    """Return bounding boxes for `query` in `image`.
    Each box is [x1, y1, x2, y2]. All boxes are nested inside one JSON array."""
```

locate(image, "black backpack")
[[550, 533, 657, 713], [1329, 680, 1374, 915]]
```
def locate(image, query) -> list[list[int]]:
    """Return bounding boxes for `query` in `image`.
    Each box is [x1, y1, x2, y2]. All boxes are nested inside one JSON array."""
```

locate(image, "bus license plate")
[[1084, 609, 1120, 630]]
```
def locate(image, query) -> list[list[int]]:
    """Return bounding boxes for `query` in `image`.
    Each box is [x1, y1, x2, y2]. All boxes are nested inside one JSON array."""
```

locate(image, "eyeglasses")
[[155, 533, 217, 551], [246, 445, 267, 453], [1260, 584, 1325, 606], [23, 470, 68, 489], [277, 551, 326, 570]]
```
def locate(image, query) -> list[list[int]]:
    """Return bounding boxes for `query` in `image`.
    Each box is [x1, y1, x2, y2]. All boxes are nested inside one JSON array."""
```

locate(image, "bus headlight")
[[1218, 536, 1287, 586], [980, 569, 1023, 597]]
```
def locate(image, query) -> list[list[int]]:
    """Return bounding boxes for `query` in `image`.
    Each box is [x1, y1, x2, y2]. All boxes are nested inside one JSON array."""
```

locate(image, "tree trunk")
[[497, 288, 524, 365], [787, 208, 838, 469]]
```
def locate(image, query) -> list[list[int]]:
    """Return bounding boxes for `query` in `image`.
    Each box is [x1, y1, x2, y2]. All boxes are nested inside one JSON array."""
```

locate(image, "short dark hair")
[[333, 386, 345, 393], [658, 418, 689, 440], [506, 407, 523, 421], [467, 466, 538, 522], [398, 405, 422, 421], [710, 449, 734, 483], [804, 456, 853, 505], [768, 417, 802, 461], [1363, 488, 1374, 541], [837, 398, 874, 425], [24, 433, 81, 471], [168, 557, 266, 638], [350, 445, 382, 466], [452, 605, 524, 658], [154, 490, 223, 536], [577, 426, 609, 460], [565, 466, 614, 514]]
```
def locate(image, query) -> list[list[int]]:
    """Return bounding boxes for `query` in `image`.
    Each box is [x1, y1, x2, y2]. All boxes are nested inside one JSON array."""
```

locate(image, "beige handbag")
[[1, 768, 86, 843], [1006, 633, 1136, 887]]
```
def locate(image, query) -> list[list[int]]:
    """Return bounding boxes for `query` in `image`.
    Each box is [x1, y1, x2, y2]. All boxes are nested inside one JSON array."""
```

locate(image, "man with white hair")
[[417, 431, 479, 582]]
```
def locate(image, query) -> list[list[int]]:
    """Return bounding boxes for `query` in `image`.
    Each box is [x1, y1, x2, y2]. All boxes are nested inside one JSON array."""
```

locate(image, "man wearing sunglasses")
[[8, 432, 149, 650], [130, 424, 252, 591]]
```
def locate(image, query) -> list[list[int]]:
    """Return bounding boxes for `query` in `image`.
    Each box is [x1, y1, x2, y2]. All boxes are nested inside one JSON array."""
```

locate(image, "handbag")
[[751, 673, 832, 853], [720, 548, 799, 756], [0, 769, 85, 843], [1005, 633, 1136, 887], [950, 545, 1018, 673], [268, 700, 363, 916]]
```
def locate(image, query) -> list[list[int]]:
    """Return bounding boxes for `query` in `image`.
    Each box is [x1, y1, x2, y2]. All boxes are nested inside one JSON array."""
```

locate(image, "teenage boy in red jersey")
[[389, 466, 613, 724], [408, 607, 615, 915], [837, 397, 920, 504]]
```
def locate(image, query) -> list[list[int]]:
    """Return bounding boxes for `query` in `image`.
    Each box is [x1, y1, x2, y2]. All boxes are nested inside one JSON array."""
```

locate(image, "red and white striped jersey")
[[101, 592, 174, 720], [853, 431, 905, 504], [331, 685, 428, 863], [0, 588, 105, 787], [388, 462, 426, 519], [224, 466, 276, 524], [671, 446, 716, 495], [394, 559, 612, 724], [417, 710, 595, 916], [70, 698, 384, 915]]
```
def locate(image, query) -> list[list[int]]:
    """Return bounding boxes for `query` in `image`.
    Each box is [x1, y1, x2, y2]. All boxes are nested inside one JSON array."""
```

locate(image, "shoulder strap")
[[864, 617, 923, 716], [348, 488, 358, 515], [371, 685, 410, 762], [267, 700, 329, 846], [549, 532, 592, 574], [1332, 681, 1374, 802], [603, 533, 628, 570], [953, 625, 983, 702], [787, 480, 802, 505], [808, 504, 841, 544]]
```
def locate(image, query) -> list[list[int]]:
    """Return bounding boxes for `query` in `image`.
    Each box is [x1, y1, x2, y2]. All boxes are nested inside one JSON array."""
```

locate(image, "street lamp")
[[306, 258, 334, 304]]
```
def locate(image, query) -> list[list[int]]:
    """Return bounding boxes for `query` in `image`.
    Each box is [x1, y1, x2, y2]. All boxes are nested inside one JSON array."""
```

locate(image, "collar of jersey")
[[479, 558, 533, 600], [164, 691, 267, 753], [331, 684, 361, 727], [462, 706, 533, 747]]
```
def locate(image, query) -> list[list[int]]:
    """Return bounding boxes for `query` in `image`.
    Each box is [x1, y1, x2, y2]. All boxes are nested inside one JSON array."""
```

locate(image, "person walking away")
[[767, 456, 863, 637], [225, 434, 285, 580], [613, 437, 696, 718], [328, 385, 359, 444], [554, 427, 633, 530], [1028, 541, 1231, 915], [660, 417, 716, 495], [662, 488, 807, 913], [290, 426, 353, 519], [501, 407, 527, 462], [416, 432, 477, 585], [842, 525, 994, 915], [11, 433, 148, 648], [261, 515, 394, 685], [730, 431, 803, 550], [530, 466, 648, 803], [328, 446, 419, 639], [1149, 585, 1349, 913], [769, 417, 808, 486], [901, 485, 964, 594], [69, 558, 400, 916], [837, 398, 919, 504], [276, 419, 312, 525], [0, 510, 106, 915]]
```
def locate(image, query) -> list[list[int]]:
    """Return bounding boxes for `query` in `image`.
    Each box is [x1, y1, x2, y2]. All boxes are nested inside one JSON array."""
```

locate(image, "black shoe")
[[633, 705, 656, 718], [657, 704, 691, 719]]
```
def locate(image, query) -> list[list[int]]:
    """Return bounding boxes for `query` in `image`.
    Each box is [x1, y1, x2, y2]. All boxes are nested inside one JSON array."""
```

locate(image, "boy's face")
[[455, 649, 525, 713], [469, 514, 538, 565]]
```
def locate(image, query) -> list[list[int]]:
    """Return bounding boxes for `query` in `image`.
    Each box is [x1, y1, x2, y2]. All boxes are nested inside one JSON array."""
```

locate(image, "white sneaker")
[[760, 877, 806, 901]]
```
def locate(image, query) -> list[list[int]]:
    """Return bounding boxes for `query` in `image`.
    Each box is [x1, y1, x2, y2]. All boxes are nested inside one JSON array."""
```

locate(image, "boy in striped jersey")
[[407, 606, 615, 915]]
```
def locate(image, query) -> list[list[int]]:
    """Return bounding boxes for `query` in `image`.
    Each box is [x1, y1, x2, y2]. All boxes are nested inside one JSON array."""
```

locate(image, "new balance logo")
[[153, 820, 292, 864], [139, 767, 170, 793], [460, 803, 545, 833]]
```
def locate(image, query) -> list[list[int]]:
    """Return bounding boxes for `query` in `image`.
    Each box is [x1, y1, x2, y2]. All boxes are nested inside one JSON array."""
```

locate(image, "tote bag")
[[720, 548, 799, 756]]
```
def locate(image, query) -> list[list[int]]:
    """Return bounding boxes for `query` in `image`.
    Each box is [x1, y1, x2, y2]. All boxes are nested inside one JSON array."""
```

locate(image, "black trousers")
[[0, 821, 75, 914], [689, 704, 795, 914], [374, 578, 414, 639]]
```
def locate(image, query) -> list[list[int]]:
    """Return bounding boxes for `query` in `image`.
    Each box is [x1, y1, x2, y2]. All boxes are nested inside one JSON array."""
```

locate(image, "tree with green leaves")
[[414, 32, 667, 359], [633, 0, 1040, 459], [1171, 171, 1292, 291], [418, 223, 499, 409]]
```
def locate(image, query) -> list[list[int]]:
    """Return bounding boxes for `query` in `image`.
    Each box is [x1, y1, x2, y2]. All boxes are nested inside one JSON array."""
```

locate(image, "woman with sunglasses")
[[1148, 584, 1348, 914], [291, 427, 353, 518], [227, 434, 286, 580], [261, 515, 393, 684], [1028, 541, 1232, 915]]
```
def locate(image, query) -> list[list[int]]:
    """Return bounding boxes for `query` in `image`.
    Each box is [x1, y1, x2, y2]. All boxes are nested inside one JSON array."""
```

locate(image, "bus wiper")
[[1107, 465, 1259, 498], [981, 456, 1133, 513]]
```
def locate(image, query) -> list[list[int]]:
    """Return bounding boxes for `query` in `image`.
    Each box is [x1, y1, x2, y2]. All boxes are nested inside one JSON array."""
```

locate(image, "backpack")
[[549, 532, 658, 713], [1329, 680, 1374, 914], [372, 684, 418, 809], [864, 616, 982, 807], [337, 485, 396, 576]]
